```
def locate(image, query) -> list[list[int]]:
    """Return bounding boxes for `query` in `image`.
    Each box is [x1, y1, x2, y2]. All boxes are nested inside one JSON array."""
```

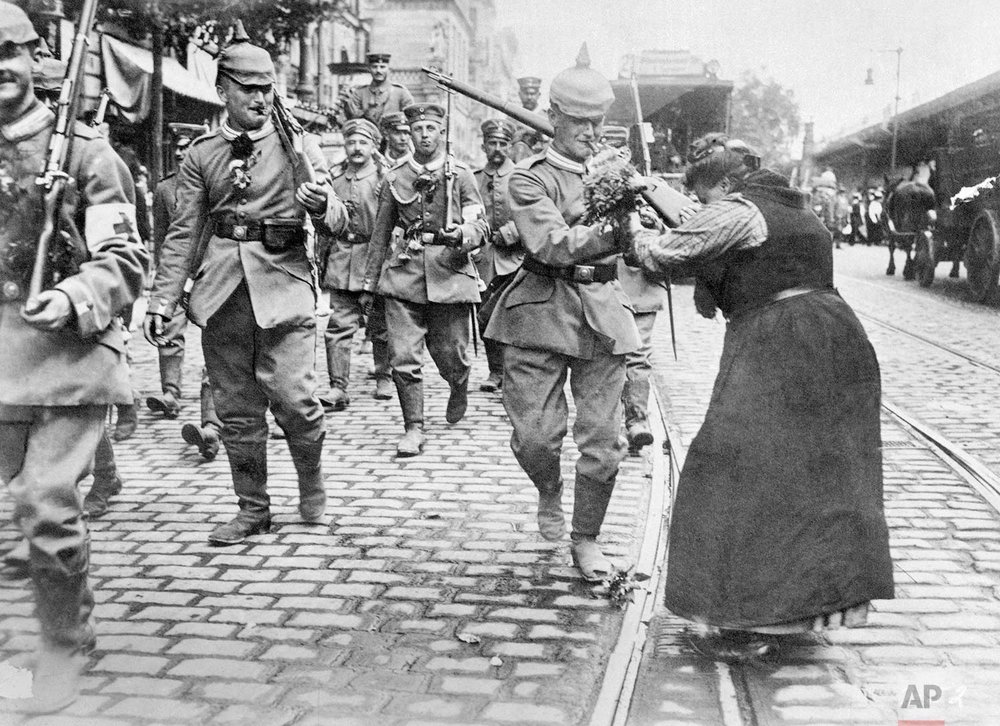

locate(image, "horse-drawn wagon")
[[928, 131, 1000, 302]]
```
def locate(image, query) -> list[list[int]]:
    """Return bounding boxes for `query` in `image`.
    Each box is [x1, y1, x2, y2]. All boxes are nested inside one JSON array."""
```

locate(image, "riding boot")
[[209, 443, 270, 545], [147, 354, 183, 418], [446, 370, 469, 424], [288, 433, 326, 522], [480, 339, 504, 392], [27, 544, 95, 713], [112, 394, 140, 441], [395, 378, 426, 457], [372, 339, 393, 399], [83, 434, 123, 519], [201, 370, 221, 430], [321, 345, 352, 411], [623, 378, 653, 451]]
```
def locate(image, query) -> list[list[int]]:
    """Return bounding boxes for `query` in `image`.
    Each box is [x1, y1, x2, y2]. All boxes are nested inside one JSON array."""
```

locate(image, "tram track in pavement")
[[601, 348, 1000, 725]]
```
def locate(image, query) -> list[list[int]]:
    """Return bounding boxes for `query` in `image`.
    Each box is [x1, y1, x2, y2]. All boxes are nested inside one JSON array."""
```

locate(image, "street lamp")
[[866, 46, 903, 172]]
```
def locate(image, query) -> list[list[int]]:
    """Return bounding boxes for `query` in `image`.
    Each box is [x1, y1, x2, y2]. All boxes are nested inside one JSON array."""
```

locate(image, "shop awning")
[[101, 34, 222, 123]]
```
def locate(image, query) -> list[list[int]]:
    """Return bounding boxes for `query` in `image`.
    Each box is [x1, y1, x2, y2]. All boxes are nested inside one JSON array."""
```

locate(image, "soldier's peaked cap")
[[380, 111, 409, 130], [481, 118, 514, 141], [343, 117, 381, 144], [0, 1, 39, 46], [403, 102, 446, 124], [549, 43, 614, 119], [366, 52, 391, 63], [217, 23, 276, 86], [517, 76, 542, 89]]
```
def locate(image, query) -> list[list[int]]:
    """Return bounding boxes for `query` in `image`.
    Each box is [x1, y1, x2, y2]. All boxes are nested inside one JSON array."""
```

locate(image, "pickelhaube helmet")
[[216, 23, 276, 86], [0, 1, 38, 46], [548, 44, 614, 119]]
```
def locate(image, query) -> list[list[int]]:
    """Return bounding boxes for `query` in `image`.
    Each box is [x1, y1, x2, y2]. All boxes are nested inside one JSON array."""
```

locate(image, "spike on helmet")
[[548, 43, 615, 119]]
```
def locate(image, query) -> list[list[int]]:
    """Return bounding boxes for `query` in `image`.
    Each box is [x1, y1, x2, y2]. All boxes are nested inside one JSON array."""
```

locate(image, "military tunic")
[[363, 153, 489, 425], [150, 171, 187, 398], [474, 158, 523, 381], [617, 259, 667, 431], [320, 159, 389, 389], [0, 101, 146, 651], [149, 120, 328, 520], [344, 81, 414, 127], [484, 147, 640, 537]]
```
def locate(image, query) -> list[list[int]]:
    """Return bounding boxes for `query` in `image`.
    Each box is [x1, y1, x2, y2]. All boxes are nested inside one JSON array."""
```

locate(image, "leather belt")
[[522, 255, 617, 284], [215, 220, 263, 241]]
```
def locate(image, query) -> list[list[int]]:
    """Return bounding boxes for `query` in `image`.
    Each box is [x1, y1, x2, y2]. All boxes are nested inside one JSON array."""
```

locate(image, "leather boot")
[[112, 395, 140, 441], [446, 374, 469, 424], [374, 377, 394, 400], [536, 482, 566, 542], [145, 390, 180, 418], [372, 339, 392, 399], [288, 433, 326, 522], [209, 443, 271, 545], [570, 534, 616, 582], [320, 345, 352, 411], [396, 379, 425, 457], [623, 377, 654, 451], [23, 546, 94, 713], [84, 434, 122, 519], [481, 339, 503, 392], [181, 422, 221, 460], [147, 354, 183, 418]]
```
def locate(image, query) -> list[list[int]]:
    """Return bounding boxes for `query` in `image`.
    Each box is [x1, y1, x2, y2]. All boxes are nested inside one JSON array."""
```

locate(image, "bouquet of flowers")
[[583, 149, 639, 250]]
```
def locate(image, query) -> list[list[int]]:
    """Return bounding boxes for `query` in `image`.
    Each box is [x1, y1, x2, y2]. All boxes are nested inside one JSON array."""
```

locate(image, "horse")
[[883, 172, 936, 280]]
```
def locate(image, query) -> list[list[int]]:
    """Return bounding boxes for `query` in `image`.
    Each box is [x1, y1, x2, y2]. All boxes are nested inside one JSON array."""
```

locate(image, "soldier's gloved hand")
[[435, 225, 463, 248], [21, 290, 72, 331], [143, 312, 168, 348], [296, 182, 329, 215], [358, 292, 374, 317]]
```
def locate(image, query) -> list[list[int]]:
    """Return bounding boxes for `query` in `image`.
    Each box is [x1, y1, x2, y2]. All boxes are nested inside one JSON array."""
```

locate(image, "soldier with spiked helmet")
[[484, 45, 642, 582]]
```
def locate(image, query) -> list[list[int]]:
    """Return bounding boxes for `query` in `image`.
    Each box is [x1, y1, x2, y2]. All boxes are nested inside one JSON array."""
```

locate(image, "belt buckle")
[[2, 281, 21, 301], [573, 265, 594, 283], [346, 232, 356, 243], [233, 224, 247, 241]]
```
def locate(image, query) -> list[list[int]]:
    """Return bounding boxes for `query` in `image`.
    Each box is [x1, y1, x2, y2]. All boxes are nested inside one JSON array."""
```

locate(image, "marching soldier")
[[144, 34, 331, 545], [511, 76, 546, 162], [146, 123, 207, 419], [380, 110, 412, 166], [473, 118, 524, 392], [361, 102, 489, 457], [0, 1, 148, 710], [603, 125, 664, 451], [319, 117, 393, 409], [484, 47, 641, 581], [341, 52, 414, 128]]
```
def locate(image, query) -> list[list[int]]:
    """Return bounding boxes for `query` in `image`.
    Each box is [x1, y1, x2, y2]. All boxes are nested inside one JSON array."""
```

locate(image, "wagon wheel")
[[915, 231, 935, 288], [965, 210, 1000, 303]]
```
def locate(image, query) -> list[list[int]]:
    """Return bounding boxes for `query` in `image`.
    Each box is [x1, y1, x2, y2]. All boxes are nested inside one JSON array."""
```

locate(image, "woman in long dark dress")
[[631, 136, 894, 660]]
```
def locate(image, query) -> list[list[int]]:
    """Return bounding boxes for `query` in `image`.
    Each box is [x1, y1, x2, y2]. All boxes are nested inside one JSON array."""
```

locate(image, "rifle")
[[91, 88, 115, 128], [422, 66, 691, 228], [272, 94, 317, 186], [630, 63, 677, 360], [439, 84, 479, 356], [28, 0, 102, 304]]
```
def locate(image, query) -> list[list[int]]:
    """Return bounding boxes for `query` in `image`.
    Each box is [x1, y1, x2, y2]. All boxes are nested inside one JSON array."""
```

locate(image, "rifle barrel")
[[30, 0, 101, 301]]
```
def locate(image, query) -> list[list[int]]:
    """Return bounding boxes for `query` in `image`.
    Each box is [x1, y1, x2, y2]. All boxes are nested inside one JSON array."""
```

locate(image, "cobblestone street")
[[3, 246, 1000, 725], [0, 304, 654, 725]]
